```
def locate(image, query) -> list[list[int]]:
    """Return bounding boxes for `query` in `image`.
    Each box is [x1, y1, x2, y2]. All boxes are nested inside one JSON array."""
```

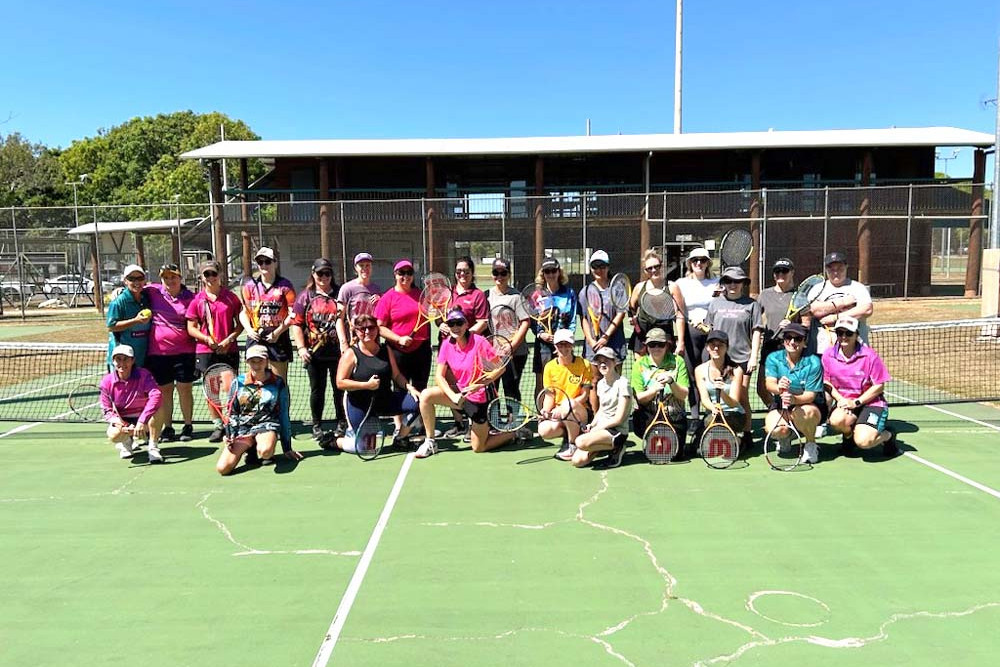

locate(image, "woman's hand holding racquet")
[[397, 334, 414, 349]]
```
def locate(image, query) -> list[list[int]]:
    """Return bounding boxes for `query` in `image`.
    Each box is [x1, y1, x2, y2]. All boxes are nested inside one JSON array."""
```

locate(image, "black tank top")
[[350, 343, 392, 407]]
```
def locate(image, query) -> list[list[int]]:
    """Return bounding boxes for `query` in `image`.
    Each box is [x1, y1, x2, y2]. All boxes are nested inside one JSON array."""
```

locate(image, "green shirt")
[[630, 352, 689, 395]]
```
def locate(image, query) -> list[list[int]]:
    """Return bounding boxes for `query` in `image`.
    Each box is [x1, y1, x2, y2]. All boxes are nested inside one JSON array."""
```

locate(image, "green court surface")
[[3, 403, 1000, 667]]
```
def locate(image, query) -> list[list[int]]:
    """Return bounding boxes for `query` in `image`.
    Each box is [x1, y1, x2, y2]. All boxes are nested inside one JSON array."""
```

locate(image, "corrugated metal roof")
[[66, 219, 201, 235], [180, 126, 995, 160]]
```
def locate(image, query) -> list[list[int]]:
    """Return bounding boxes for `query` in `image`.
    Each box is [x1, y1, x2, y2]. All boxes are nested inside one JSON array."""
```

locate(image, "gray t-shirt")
[[705, 296, 763, 364], [756, 288, 794, 339], [487, 286, 531, 357], [338, 279, 384, 318], [596, 375, 631, 435]]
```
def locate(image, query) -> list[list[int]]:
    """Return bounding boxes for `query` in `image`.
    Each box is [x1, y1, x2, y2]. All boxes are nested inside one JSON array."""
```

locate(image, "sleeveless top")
[[349, 343, 393, 408], [696, 363, 744, 415]]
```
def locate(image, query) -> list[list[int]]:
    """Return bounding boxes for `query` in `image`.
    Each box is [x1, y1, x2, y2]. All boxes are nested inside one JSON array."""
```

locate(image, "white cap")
[[687, 247, 710, 262], [111, 344, 135, 358], [589, 250, 610, 265], [245, 344, 269, 360], [255, 247, 275, 261], [122, 264, 146, 279], [553, 329, 575, 345], [834, 315, 859, 333]]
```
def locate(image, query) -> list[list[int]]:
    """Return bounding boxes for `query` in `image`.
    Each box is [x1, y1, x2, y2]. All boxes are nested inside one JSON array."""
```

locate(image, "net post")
[[822, 186, 830, 262]]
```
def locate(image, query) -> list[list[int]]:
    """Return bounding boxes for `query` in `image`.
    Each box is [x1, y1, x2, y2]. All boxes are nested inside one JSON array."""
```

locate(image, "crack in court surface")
[[196, 492, 362, 557], [357, 471, 1000, 666]]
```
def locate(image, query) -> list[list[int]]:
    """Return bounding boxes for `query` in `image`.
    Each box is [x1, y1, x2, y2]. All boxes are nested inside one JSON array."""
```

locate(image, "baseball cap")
[[593, 346, 619, 361], [444, 308, 467, 323], [122, 264, 146, 279], [706, 329, 729, 344], [772, 257, 794, 271], [687, 247, 711, 262], [589, 250, 610, 266], [394, 258, 413, 272], [353, 252, 373, 265], [245, 344, 269, 360], [541, 256, 559, 270], [159, 263, 181, 278], [255, 247, 275, 261], [312, 258, 334, 272], [492, 258, 511, 271], [111, 344, 135, 359], [644, 327, 670, 343], [721, 266, 750, 282], [834, 315, 859, 333], [553, 329, 575, 345], [824, 251, 847, 266], [199, 259, 222, 274], [782, 322, 808, 338]]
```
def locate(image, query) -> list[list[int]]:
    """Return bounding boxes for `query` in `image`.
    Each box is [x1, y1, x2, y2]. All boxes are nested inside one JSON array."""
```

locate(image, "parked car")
[[0, 280, 36, 303], [43, 274, 114, 298]]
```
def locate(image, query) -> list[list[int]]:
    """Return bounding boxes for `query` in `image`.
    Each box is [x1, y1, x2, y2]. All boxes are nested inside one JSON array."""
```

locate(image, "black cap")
[[492, 258, 511, 270], [541, 256, 559, 270], [312, 258, 334, 272], [824, 251, 847, 266], [706, 329, 729, 344], [782, 322, 808, 338], [772, 257, 794, 271]]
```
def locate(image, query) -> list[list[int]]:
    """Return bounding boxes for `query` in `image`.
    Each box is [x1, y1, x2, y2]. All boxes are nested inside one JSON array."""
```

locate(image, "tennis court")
[[3, 395, 1000, 666]]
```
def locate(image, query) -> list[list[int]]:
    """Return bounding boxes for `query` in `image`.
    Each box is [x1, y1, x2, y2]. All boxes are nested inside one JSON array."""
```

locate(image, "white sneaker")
[[815, 424, 828, 439], [777, 434, 792, 453], [116, 437, 135, 459], [801, 441, 819, 465], [415, 438, 437, 459], [147, 445, 163, 464]]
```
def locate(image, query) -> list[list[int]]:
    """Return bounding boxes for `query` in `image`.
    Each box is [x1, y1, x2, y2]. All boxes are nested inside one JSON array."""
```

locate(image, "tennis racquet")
[[243, 294, 263, 338], [203, 298, 216, 345], [462, 334, 513, 392], [639, 288, 678, 323], [764, 397, 806, 471], [700, 388, 740, 469], [521, 283, 556, 335], [488, 303, 520, 340], [410, 281, 452, 334], [536, 385, 589, 434], [817, 290, 850, 348], [583, 282, 611, 340], [68, 382, 132, 432], [642, 386, 680, 464], [352, 397, 392, 461], [201, 363, 252, 447], [719, 227, 754, 268], [771, 273, 825, 339], [608, 273, 631, 313], [487, 395, 542, 432]]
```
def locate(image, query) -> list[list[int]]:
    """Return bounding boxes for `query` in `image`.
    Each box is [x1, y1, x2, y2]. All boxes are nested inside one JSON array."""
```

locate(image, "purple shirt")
[[821, 343, 890, 408], [145, 284, 196, 356], [100, 366, 162, 425]]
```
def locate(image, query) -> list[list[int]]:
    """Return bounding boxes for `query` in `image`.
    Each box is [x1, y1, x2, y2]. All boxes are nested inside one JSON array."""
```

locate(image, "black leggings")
[[499, 354, 528, 401], [683, 326, 708, 418], [305, 355, 346, 425]]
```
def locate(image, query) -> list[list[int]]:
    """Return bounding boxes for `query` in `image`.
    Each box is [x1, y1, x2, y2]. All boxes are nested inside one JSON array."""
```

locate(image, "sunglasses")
[[644, 264, 661, 272], [646, 341, 667, 349], [125, 275, 146, 282], [396, 269, 414, 276], [492, 269, 509, 277], [721, 279, 742, 285], [445, 319, 466, 327], [591, 263, 609, 270], [202, 271, 219, 278], [542, 268, 559, 274], [256, 258, 273, 265], [315, 270, 333, 278], [160, 264, 180, 273], [355, 324, 378, 333], [836, 330, 856, 337], [773, 268, 791, 275], [691, 258, 708, 264], [784, 335, 805, 342], [455, 268, 472, 275]]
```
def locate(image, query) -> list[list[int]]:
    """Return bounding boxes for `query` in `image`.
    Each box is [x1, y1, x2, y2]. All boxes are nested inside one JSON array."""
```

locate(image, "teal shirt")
[[106, 289, 152, 366], [764, 350, 823, 396]]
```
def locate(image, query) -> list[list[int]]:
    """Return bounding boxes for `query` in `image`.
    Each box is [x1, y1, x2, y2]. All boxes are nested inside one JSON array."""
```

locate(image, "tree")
[[0, 132, 65, 208]]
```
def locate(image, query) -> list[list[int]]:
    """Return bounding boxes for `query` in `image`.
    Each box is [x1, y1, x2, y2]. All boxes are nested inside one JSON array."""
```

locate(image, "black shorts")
[[458, 399, 489, 425], [260, 333, 294, 363], [145, 353, 197, 385], [532, 339, 556, 373], [196, 351, 240, 375], [768, 396, 829, 423], [392, 340, 432, 391]]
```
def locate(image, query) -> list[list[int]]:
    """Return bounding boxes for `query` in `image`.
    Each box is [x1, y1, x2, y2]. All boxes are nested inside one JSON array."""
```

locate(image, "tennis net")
[[0, 317, 998, 424]]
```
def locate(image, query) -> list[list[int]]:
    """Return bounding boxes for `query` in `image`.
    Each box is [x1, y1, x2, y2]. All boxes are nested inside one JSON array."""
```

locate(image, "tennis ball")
[[139, 309, 152, 318]]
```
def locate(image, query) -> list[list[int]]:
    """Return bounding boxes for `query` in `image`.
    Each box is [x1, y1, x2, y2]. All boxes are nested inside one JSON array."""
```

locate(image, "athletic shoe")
[[159, 426, 176, 442], [311, 424, 325, 441], [555, 443, 576, 461], [605, 438, 627, 468], [882, 427, 899, 458], [334, 421, 347, 438], [740, 431, 753, 452], [415, 438, 437, 459], [443, 422, 467, 438], [116, 437, 135, 459], [514, 427, 532, 444], [260, 457, 275, 466], [147, 446, 163, 464], [179, 424, 194, 442], [208, 426, 225, 443], [815, 423, 828, 439], [777, 433, 793, 454], [801, 441, 819, 465], [462, 425, 472, 443]]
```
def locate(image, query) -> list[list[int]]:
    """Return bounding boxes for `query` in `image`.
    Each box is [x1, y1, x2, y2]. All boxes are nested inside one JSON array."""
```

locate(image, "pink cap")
[[394, 259, 413, 272]]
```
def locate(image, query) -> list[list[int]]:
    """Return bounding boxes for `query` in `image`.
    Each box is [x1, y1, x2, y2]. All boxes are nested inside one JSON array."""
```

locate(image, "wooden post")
[[240, 159, 252, 276], [534, 157, 544, 270], [856, 150, 873, 284], [748, 151, 762, 295], [171, 231, 180, 265], [135, 233, 146, 269], [209, 161, 228, 284], [90, 235, 102, 313], [965, 149, 987, 298], [425, 157, 437, 272], [319, 159, 331, 260]]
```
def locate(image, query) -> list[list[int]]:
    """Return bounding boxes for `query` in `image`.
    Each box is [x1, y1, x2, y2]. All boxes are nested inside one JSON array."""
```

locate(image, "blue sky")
[[2, 0, 999, 177]]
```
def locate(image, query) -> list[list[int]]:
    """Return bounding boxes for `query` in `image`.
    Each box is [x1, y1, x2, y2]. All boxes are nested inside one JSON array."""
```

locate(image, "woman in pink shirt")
[[100, 344, 163, 462], [144, 263, 196, 443], [374, 259, 433, 393]]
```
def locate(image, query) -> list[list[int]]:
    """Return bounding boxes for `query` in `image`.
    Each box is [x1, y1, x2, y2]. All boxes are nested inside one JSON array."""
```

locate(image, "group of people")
[[97, 244, 897, 473]]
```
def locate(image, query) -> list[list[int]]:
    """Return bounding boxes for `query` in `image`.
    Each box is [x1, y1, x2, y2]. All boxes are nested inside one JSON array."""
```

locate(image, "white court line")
[[0, 407, 80, 439], [904, 452, 1000, 501], [312, 452, 416, 667]]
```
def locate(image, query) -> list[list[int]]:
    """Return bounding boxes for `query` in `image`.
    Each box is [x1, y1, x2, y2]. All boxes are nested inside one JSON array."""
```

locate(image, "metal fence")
[[0, 183, 990, 316]]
